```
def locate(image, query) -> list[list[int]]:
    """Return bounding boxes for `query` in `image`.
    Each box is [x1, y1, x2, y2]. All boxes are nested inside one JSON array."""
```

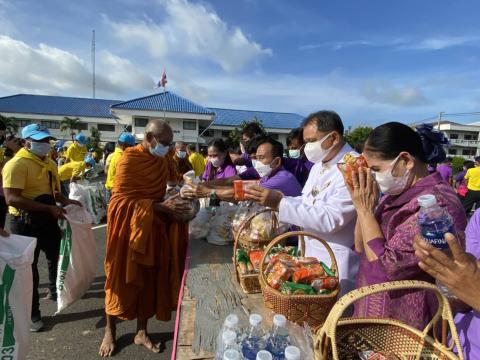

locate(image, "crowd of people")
[[0, 110, 479, 358]]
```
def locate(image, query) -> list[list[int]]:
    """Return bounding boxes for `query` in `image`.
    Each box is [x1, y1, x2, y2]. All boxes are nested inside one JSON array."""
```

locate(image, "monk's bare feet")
[[134, 330, 160, 353], [99, 330, 116, 357]]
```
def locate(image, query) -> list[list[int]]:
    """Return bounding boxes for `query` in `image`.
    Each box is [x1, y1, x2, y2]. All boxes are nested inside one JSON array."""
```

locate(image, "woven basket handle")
[[233, 207, 275, 266], [315, 280, 464, 360], [259, 230, 339, 288]]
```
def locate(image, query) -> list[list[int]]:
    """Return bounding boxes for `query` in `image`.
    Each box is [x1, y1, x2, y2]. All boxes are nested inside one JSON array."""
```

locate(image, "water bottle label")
[[421, 225, 453, 250]]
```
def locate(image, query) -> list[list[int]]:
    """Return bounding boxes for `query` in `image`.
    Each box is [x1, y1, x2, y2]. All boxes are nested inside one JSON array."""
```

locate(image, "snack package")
[[248, 250, 264, 271], [292, 263, 325, 284], [250, 211, 273, 242], [311, 276, 339, 292], [280, 281, 316, 295], [233, 180, 260, 201], [339, 153, 368, 187], [236, 249, 254, 274], [320, 261, 336, 277], [266, 261, 296, 289], [232, 201, 260, 234]]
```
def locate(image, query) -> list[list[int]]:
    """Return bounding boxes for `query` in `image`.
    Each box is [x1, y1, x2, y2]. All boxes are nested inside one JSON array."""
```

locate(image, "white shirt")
[[278, 143, 359, 295]]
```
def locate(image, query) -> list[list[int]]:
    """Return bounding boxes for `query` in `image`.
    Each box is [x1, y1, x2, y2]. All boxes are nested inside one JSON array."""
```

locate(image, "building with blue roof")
[[0, 91, 304, 145]]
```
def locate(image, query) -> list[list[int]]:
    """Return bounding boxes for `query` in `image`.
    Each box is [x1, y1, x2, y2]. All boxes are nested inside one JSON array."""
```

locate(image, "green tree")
[[0, 114, 19, 135], [345, 126, 373, 152], [226, 117, 265, 146], [452, 156, 466, 174], [87, 126, 103, 161], [60, 116, 83, 141]]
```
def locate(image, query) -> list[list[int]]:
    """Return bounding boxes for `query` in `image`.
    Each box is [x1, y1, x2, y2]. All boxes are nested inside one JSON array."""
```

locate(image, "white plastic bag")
[[0, 233, 36, 360], [69, 181, 106, 224], [206, 202, 238, 245], [56, 205, 96, 314]]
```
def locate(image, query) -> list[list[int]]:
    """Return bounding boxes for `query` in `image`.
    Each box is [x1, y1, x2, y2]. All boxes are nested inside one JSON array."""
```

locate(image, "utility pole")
[[92, 29, 96, 99], [437, 111, 444, 131]]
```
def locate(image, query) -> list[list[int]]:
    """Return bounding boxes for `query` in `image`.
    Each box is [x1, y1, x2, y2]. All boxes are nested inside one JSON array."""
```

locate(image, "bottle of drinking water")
[[284, 346, 301, 360], [216, 314, 241, 358], [242, 314, 267, 360], [417, 194, 454, 250], [256, 350, 273, 360], [223, 349, 241, 360], [266, 314, 290, 360], [217, 330, 241, 360], [417, 194, 457, 298]]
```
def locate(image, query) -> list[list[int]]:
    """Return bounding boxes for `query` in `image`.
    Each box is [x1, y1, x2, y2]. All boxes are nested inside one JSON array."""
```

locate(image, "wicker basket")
[[315, 280, 464, 360], [233, 208, 279, 294], [258, 230, 340, 330], [232, 207, 279, 251]]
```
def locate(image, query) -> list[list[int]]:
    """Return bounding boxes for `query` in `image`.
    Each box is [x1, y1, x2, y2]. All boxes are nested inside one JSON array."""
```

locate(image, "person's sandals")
[[30, 319, 44, 332]]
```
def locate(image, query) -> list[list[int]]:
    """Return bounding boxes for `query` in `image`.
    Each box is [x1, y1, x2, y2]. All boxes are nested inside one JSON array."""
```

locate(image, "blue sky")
[[1, 0, 480, 127]]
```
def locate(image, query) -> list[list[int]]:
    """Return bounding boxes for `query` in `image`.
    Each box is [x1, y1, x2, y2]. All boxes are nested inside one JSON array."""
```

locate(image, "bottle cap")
[[256, 350, 273, 360], [249, 314, 263, 326], [225, 314, 239, 328], [223, 349, 240, 360], [418, 194, 437, 208], [222, 330, 236, 345], [273, 314, 287, 327], [285, 346, 301, 360]]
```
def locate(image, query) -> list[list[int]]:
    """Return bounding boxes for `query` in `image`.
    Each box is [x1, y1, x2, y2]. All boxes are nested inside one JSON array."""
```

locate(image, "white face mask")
[[288, 149, 301, 159], [236, 165, 248, 174], [372, 155, 412, 195], [210, 156, 224, 168], [304, 132, 335, 164], [177, 150, 187, 159], [149, 140, 169, 158], [254, 160, 273, 178], [29, 142, 51, 157]]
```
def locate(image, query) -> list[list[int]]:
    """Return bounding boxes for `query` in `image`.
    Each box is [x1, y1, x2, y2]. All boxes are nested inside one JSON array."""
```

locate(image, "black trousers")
[[10, 216, 61, 321], [0, 196, 7, 228], [462, 190, 480, 214]]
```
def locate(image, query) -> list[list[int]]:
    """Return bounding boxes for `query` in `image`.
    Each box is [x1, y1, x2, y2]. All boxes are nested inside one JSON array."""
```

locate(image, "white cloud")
[[105, 0, 272, 72], [361, 81, 429, 107], [396, 36, 479, 51]]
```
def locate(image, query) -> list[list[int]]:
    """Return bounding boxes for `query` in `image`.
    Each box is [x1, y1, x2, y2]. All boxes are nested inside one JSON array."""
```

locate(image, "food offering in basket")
[[337, 153, 368, 187]]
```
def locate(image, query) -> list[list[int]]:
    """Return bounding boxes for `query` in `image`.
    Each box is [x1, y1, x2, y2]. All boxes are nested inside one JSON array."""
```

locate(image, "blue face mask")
[[30, 142, 51, 157], [177, 151, 187, 159], [149, 141, 169, 157]]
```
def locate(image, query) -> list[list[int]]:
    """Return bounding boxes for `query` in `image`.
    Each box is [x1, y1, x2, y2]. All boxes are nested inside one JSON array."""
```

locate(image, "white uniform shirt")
[[278, 143, 360, 295]]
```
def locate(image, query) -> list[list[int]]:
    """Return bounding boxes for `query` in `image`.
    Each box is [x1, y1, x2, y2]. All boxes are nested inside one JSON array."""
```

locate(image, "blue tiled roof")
[[111, 91, 214, 115], [0, 94, 121, 118], [209, 108, 304, 129]]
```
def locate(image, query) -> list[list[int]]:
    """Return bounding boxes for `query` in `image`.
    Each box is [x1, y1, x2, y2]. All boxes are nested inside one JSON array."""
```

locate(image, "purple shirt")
[[239, 167, 260, 180], [201, 161, 237, 181], [455, 170, 467, 185], [282, 157, 314, 188], [354, 173, 468, 329], [241, 152, 253, 168], [437, 164, 453, 183], [259, 166, 302, 197], [455, 209, 480, 359]]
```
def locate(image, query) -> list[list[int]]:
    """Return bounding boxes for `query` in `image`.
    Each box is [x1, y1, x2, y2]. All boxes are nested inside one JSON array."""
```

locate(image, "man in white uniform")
[[245, 110, 359, 295]]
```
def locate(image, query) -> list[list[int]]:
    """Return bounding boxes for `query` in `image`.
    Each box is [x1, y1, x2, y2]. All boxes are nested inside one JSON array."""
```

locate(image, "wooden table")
[[173, 237, 267, 359]]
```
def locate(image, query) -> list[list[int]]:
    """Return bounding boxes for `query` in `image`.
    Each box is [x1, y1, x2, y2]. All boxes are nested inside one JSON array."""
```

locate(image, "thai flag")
[[155, 69, 168, 89]]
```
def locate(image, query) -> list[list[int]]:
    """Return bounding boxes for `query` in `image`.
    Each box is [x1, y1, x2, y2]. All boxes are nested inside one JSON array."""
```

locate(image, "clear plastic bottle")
[[241, 314, 267, 360], [284, 346, 301, 360], [223, 349, 241, 360], [216, 314, 241, 358], [217, 330, 241, 360], [266, 314, 290, 360], [256, 350, 273, 360]]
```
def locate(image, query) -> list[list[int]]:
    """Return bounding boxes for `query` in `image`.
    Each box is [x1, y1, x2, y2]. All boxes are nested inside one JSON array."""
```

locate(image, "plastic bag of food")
[[206, 202, 238, 245], [69, 181, 106, 224], [189, 207, 213, 240]]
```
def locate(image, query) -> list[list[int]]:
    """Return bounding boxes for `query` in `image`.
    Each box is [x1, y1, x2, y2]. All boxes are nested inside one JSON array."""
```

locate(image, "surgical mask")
[[149, 141, 169, 157], [254, 160, 273, 178], [177, 150, 187, 159], [288, 149, 301, 159], [372, 155, 411, 195], [304, 133, 335, 164], [236, 165, 248, 174], [29, 142, 51, 157], [210, 156, 224, 168]]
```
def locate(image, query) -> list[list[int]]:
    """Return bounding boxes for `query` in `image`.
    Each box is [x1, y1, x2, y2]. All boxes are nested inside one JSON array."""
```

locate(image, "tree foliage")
[[345, 126, 373, 152], [87, 126, 103, 161], [0, 114, 19, 135], [60, 116, 83, 140], [226, 117, 265, 146], [452, 156, 467, 174]]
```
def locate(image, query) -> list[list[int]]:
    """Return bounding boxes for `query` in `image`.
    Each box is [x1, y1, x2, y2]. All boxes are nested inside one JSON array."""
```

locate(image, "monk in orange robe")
[[99, 119, 190, 357]]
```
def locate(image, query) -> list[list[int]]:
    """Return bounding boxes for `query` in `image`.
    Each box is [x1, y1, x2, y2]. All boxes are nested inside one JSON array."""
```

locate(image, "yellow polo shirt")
[[465, 167, 480, 191], [65, 142, 87, 162], [58, 161, 86, 182], [3, 155, 59, 215], [188, 152, 206, 177], [105, 147, 123, 190]]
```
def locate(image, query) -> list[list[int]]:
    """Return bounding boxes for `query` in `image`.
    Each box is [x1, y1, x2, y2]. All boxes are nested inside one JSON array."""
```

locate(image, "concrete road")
[[25, 223, 176, 360]]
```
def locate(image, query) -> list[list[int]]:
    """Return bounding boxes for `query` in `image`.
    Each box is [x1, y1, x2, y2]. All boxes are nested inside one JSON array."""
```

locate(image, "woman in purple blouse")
[[201, 138, 237, 181], [344, 122, 467, 329]]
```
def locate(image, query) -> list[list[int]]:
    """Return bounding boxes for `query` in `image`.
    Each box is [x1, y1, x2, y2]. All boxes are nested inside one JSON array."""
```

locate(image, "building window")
[[17, 119, 32, 127], [76, 122, 88, 131], [134, 117, 149, 127], [221, 130, 231, 137], [199, 126, 214, 137], [183, 120, 196, 130], [448, 149, 457, 155], [270, 133, 279, 140], [97, 124, 115, 132], [449, 133, 458, 139], [41, 120, 60, 129], [462, 149, 474, 156]]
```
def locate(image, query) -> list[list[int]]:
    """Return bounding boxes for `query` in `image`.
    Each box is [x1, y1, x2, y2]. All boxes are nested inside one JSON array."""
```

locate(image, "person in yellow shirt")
[[105, 133, 136, 203], [186, 144, 205, 177], [2, 124, 81, 332], [65, 133, 88, 162], [463, 156, 480, 213], [58, 157, 96, 196]]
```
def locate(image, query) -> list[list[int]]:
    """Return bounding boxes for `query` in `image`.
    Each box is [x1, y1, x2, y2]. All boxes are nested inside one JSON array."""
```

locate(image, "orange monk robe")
[[104, 144, 188, 321]]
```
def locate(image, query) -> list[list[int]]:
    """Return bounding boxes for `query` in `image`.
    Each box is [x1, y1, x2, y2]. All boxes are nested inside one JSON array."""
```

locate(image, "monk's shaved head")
[[143, 119, 174, 150]]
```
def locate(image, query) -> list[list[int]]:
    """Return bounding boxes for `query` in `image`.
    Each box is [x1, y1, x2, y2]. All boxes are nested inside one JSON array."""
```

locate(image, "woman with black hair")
[[201, 138, 236, 181], [343, 122, 467, 329]]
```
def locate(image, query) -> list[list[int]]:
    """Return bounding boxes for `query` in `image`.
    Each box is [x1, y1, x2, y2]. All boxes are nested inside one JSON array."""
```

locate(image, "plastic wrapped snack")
[[250, 211, 273, 242], [233, 180, 260, 201], [232, 201, 257, 234], [338, 153, 368, 187]]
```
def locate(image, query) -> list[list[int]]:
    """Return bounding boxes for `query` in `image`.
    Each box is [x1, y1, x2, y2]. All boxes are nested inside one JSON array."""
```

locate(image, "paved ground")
[[14, 213, 176, 359]]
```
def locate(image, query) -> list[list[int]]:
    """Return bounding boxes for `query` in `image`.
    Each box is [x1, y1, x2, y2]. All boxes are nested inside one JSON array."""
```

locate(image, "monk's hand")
[[244, 185, 283, 210], [0, 228, 9, 237], [351, 167, 379, 215], [181, 184, 210, 199], [158, 194, 192, 216], [414, 232, 480, 312]]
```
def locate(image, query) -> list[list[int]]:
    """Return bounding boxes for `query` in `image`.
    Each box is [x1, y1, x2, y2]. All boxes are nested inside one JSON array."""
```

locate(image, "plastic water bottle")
[[284, 346, 301, 360], [417, 194, 455, 250], [223, 349, 241, 360], [241, 314, 266, 360], [217, 314, 241, 358], [256, 350, 273, 360], [266, 314, 290, 360], [216, 330, 241, 360]]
